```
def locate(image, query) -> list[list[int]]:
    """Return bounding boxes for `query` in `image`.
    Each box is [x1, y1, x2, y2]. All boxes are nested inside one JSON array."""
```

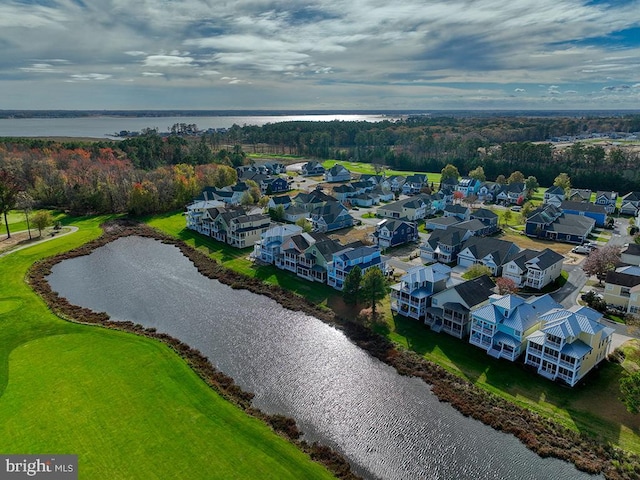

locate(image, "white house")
[[390, 264, 451, 320], [502, 248, 564, 290]]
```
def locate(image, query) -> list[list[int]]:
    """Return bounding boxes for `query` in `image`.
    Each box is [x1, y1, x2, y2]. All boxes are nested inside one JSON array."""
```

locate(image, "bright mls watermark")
[[0, 456, 77, 479]]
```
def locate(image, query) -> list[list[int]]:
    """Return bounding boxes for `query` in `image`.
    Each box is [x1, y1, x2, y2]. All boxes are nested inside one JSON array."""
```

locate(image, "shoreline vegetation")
[[27, 218, 640, 479]]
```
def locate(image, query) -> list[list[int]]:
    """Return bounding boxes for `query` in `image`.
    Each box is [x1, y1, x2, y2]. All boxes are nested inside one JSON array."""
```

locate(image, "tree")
[[295, 217, 313, 233], [619, 371, 640, 414], [16, 191, 34, 240], [525, 176, 539, 197], [462, 264, 493, 280], [360, 267, 387, 316], [440, 164, 460, 183], [468, 166, 486, 182], [495, 277, 519, 295], [343, 265, 362, 305], [582, 245, 621, 285], [128, 181, 159, 216], [495, 174, 507, 185], [507, 170, 525, 184], [553, 172, 571, 194], [32, 210, 53, 237], [502, 209, 513, 226], [453, 190, 465, 203], [270, 204, 285, 221], [0, 169, 20, 238]]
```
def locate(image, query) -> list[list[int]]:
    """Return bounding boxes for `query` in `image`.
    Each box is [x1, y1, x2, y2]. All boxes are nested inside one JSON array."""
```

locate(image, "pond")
[[47, 236, 598, 480]]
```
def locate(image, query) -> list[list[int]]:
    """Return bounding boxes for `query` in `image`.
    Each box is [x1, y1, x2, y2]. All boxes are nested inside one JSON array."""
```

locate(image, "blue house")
[[309, 202, 354, 232], [373, 219, 419, 249], [456, 177, 481, 197], [560, 200, 607, 227], [263, 177, 290, 194], [327, 245, 386, 290]]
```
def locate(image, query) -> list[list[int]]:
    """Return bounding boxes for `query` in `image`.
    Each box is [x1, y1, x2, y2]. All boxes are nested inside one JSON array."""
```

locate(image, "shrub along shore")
[[28, 218, 640, 480]]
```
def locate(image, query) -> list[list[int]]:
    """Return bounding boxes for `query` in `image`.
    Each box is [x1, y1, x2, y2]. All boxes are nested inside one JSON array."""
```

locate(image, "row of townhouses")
[[391, 264, 614, 387]]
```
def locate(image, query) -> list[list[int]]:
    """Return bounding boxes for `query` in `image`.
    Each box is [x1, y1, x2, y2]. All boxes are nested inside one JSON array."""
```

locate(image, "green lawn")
[[377, 314, 640, 454], [0, 209, 67, 237], [322, 160, 441, 185], [0, 214, 333, 480]]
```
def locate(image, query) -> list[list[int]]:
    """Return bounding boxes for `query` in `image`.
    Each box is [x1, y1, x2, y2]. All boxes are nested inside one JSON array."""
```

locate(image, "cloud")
[[1, 0, 640, 109]]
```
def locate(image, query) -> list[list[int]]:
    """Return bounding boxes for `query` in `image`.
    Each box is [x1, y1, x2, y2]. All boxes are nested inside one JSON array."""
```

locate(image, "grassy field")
[[0, 214, 333, 480], [0, 210, 67, 237], [322, 160, 441, 185]]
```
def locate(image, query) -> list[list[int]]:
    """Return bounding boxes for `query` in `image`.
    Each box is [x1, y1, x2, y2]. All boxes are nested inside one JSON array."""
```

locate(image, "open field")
[[322, 160, 441, 184], [0, 215, 333, 480]]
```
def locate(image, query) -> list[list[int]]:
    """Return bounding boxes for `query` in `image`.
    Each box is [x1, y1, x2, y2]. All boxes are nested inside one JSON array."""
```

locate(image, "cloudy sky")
[[2, 0, 640, 110]]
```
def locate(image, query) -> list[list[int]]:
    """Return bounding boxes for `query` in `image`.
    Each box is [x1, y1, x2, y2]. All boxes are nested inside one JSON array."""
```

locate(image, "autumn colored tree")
[[453, 190, 465, 203], [0, 169, 20, 238], [128, 181, 160, 216], [582, 244, 621, 285], [495, 174, 507, 185], [496, 277, 519, 295]]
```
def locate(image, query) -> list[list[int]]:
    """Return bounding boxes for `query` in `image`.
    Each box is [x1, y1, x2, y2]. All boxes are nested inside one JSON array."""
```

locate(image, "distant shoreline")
[[2, 109, 640, 120]]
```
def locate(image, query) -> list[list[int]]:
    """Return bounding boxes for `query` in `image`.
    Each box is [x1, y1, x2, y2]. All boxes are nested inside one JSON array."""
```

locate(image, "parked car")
[[572, 245, 591, 254], [510, 205, 522, 212]]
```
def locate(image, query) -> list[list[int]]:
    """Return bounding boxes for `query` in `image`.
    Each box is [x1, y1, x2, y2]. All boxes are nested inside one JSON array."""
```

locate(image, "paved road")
[[0, 227, 79, 258]]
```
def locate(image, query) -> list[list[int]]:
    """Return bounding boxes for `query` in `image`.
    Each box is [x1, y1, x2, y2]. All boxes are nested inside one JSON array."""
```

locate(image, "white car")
[[572, 245, 591, 254]]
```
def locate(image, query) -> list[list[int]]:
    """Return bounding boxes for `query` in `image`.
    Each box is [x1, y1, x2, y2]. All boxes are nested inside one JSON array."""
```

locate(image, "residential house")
[[253, 224, 303, 264], [502, 248, 564, 290], [276, 232, 316, 272], [373, 219, 419, 249], [332, 184, 356, 202], [206, 206, 245, 243], [620, 192, 640, 216], [325, 164, 352, 183], [298, 237, 345, 283], [469, 294, 562, 361], [262, 177, 290, 194], [282, 204, 309, 223], [543, 186, 566, 207], [301, 161, 326, 176], [377, 195, 431, 221], [390, 264, 451, 320], [429, 191, 448, 212], [420, 226, 474, 264], [371, 185, 394, 202], [382, 175, 406, 193], [603, 266, 640, 311], [327, 246, 387, 290], [560, 200, 607, 227], [453, 219, 493, 237], [402, 174, 428, 195], [496, 182, 527, 205], [425, 216, 460, 231], [455, 177, 481, 197], [525, 306, 614, 386], [351, 193, 379, 208], [621, 243, 640, 266], [477, 182, 501, 203], [594, 191, 618, 214], [457, 236, 520, 275], [309, 202, 354, 232], [267, 195, 292, 210], [426, 275, 495, 338], [525, 204, 595, 244], [263, 162, 286, 174], [226, 213, 271, 248], [470, 208, 499, 235], [359, 174, 384, 186], [292, 189, 337, 211], [185, 199, 226, 233], [443, 204, 470, 221], [568, 189, 592, 203]]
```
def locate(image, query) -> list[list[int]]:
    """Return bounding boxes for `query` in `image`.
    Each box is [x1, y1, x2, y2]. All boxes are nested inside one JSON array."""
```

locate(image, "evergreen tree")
[[361, 267, 387, 315], [343, 266, 362, 305]]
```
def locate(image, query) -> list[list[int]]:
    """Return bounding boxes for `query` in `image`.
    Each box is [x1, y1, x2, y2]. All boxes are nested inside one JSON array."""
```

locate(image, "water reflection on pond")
[[47, 236, 598, 480]]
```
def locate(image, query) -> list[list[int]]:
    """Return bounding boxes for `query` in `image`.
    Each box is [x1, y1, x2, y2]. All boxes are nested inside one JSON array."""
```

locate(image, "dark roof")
[[545, 185, 565, 195], [427, 226, 469, 248], [605, 271, 640, 288], [506, 249, 540, 270], [623, 243, 640, 256], [444, 204, 469, 214], [470, 208, 498, 220], [622, 191, 640, 202], [428, 216, 460, 227], [454, 219, 486, 232], [547, 213, 595, 237], [313, 239, 344, 258], [288, 233, 312, 251], [561, 200, 606, 215], [527, 204, 563, 225], [452, 275, 495, 308], [568, 188, 592, 201], [528, 248, 565, 270], [459, 236, 519, 266], [270, 195, 291, 205]]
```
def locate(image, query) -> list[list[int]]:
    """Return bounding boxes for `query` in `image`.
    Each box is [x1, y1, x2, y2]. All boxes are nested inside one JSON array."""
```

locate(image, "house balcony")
[[469, 334, 491, 350], [559, 359, 579, 371], [538, 367, 557, 381], [298, 257, 314, 268], [472, 325, 495, 336]]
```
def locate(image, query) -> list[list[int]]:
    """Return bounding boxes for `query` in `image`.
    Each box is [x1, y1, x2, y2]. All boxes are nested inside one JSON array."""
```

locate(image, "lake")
[[0, 114, 397, 138], [46, 236, 598, 480]]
